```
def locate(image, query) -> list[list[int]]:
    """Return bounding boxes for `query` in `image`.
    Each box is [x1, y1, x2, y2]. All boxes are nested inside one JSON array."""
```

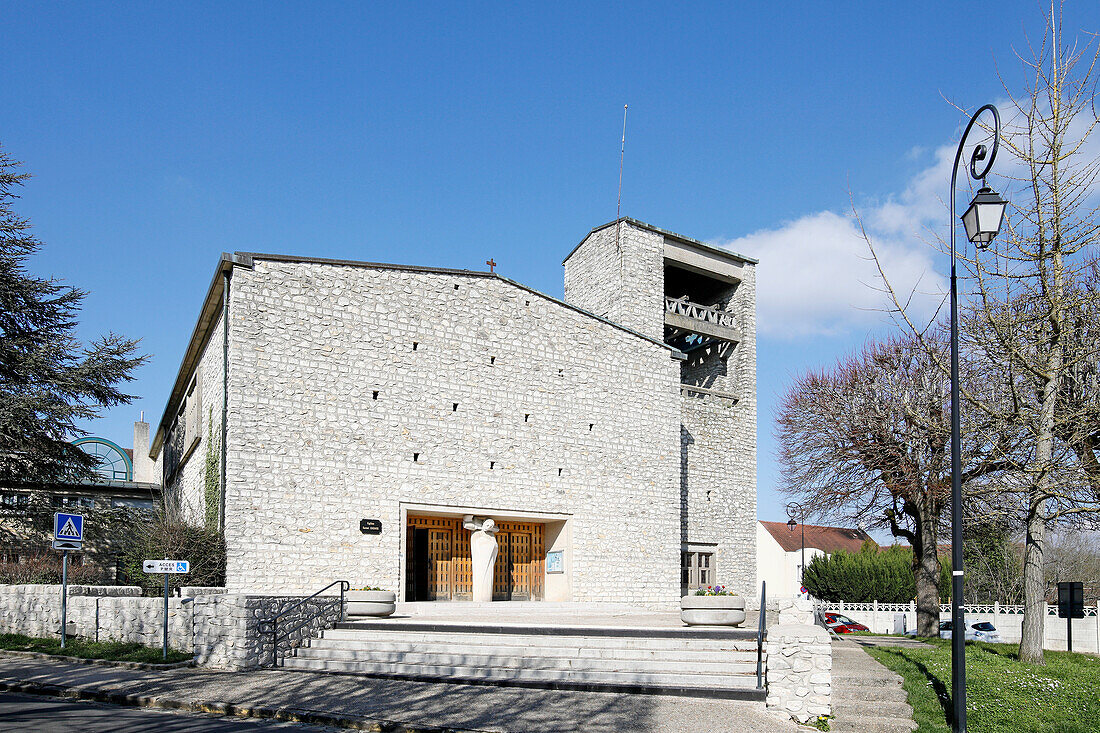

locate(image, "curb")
[[0, 649, 194, 670], [0, 677, 489, 732]]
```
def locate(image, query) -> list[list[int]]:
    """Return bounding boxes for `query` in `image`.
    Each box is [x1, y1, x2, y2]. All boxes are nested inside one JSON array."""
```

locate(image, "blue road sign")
[[54, 513, 84, 542]]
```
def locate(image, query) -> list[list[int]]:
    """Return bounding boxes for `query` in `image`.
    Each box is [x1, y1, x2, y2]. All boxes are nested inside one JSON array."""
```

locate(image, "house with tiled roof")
[[756, 520, 874, 598]]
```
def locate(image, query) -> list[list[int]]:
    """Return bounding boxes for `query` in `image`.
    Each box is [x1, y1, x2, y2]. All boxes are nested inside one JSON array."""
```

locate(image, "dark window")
[[681, 550, 716, 591], [0, 493, 30, 510]]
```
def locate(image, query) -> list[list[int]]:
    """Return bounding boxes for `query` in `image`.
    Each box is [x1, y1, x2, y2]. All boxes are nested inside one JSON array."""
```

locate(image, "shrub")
[[803, 541, 950, 603], [120, 520, 225, 594], [0, 555, 107, 584]]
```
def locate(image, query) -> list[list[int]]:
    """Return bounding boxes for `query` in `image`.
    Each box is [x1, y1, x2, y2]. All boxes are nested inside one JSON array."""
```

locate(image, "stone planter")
[[347, 590, 396, 617], [681, 595, 747, 626]]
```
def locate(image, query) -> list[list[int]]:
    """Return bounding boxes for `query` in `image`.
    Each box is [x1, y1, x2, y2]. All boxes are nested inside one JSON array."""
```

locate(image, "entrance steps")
[[830, 641, 917, 733], [281, 618, 766, 700]]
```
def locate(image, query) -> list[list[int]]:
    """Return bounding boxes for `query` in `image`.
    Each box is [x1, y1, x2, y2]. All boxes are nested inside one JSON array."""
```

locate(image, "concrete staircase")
[[281, 619, 766, 700], [830, 640, 917, 733]]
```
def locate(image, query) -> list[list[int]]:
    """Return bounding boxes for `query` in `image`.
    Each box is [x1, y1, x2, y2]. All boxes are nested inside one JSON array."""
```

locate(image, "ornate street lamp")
[[785, 502, 806, 596], [948, 104, 1007, 733]]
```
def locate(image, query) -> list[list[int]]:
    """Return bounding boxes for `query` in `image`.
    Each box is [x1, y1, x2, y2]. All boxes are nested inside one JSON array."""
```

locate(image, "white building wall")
[[756, 522, 825, 598], [164, 314, 225, 527], [222, 259, 682, 605], [566, 220, 758, 595]]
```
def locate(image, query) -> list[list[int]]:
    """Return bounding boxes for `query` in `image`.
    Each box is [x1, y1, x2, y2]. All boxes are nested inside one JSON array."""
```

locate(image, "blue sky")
[[4, 2, 1092, 529]]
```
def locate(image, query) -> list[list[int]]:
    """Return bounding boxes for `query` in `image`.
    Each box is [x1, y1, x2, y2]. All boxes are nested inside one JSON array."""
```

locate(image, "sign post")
[[1057, 581, 1085, 652], [143, 559, 190, 659], [53, 513, 85, 649]]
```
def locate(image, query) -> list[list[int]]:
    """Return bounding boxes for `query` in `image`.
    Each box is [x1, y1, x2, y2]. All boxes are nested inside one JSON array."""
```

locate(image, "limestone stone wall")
[[567, 220, 758, 596], [192, 593, 344, 670], [0, 585, 192, 648], [165, 314, 225, 526], [766, 623, 832, 725], [679, 266, 757, 595], [0, 585, 339, 670], [563, 221, 665, 342], [223, 259, 682, 604]]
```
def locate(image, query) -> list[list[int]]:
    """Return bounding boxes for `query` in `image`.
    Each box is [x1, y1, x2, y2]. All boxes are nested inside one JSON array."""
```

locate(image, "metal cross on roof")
[[486, 258, 497, 273]]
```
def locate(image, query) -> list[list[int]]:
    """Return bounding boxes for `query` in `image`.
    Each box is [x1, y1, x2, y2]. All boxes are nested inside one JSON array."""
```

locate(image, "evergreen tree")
[[0, 146, 146, 484]]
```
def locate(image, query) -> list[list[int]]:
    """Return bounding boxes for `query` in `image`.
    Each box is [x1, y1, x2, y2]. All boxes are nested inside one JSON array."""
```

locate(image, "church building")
[[149, 218, 758, 607]]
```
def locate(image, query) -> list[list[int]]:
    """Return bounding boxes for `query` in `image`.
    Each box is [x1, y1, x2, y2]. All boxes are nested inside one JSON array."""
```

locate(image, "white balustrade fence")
[[814, 599, 1100, 653]]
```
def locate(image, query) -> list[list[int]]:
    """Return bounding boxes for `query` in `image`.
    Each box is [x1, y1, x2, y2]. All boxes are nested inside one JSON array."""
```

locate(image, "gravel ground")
[[0, 654, 796, 733]]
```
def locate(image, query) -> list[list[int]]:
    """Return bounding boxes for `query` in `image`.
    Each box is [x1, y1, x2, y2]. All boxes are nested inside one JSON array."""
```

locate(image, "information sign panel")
[[143, 560, 190, 574]]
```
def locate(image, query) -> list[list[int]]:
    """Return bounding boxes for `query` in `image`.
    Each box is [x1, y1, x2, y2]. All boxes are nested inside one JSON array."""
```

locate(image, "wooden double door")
[[405, 516, 544, 601]]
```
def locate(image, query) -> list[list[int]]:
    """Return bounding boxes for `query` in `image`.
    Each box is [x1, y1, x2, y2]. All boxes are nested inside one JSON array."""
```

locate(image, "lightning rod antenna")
[[616, 104, 628, 221]]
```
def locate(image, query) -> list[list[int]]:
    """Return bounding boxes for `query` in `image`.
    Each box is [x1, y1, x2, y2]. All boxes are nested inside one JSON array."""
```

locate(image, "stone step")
[[833, 698, 913, 718], [830, 713, 918, 733], [312, 635, 759, 659], [321, 627, 758, 652], [294, 646, 759, 675], [833, 671, 904, 685], [335, 619, 758, 641], [833, 684, 908, 702], [280, 656, 764, 698]]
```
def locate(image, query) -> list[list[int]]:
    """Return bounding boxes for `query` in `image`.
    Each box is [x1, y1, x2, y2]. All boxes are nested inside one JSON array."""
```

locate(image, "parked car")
[[938, 620, 1002, 643], [821, 612, 870, 634]]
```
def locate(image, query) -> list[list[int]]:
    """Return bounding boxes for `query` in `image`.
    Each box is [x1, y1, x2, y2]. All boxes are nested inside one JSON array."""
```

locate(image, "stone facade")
[[563, 222, 665, 341], [154, 218, 757, 605], [220, 260, 680, 603], [765, 623, 832, 724], [164, 315, 225, 527], [564, 220, 758, 595]]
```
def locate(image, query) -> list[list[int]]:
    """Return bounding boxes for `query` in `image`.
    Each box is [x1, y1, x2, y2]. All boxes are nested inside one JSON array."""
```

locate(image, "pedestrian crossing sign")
[[54, 512, 84, 542]]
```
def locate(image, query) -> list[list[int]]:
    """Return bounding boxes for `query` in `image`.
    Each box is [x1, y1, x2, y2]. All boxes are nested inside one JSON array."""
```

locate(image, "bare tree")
[[865, 5, 1100, 664], [959, 8, 1100, 663], [777, 332, 1011, 635], [1045, 527, 1100, 602]]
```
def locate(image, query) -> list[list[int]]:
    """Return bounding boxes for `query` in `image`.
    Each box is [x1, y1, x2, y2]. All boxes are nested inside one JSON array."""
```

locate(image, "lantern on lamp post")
[[947, 104, 1007, 733]]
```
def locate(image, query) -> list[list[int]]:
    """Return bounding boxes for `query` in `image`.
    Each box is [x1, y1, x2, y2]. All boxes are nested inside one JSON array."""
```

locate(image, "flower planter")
[[681, 595, 747, 626], [347, 590, 396, 617]]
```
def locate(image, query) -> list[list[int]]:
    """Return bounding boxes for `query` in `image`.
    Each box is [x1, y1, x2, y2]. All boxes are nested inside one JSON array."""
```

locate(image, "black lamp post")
[[948, 105, 1008, 733], [786, 502, 806, 595]]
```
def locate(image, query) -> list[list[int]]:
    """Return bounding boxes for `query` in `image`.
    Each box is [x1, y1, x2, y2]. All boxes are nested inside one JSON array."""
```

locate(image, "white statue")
[[463, 515, 499, 602]]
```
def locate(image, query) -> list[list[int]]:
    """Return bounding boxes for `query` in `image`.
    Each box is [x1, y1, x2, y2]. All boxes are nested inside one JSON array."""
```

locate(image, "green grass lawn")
[[0, 632, 192, 664], [865, 638, 1100, 733]]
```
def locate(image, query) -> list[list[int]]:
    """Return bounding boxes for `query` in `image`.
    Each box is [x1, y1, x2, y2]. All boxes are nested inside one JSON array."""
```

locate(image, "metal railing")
[[258, 580, 349, 667], [664, 296, 737, 329], [756, 580, 766, 690]]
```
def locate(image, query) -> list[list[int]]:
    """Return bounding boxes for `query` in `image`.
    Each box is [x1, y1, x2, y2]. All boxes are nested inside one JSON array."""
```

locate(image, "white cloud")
[[714, 95, 1100, 339], [720, 209, 946, 338]]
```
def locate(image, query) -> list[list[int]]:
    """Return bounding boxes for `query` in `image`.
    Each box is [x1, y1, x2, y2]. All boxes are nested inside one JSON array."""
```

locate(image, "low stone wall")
[[0, 585, 344, 669], [192, 594, 345, 670], [765, 623, 831, 725], [179, 586, 227, 597], [0, 585, 192, 648]]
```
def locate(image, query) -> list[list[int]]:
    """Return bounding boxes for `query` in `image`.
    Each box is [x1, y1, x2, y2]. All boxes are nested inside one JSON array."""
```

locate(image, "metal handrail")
[[259, 579, 349, 667], [756, 580, 766, 690]]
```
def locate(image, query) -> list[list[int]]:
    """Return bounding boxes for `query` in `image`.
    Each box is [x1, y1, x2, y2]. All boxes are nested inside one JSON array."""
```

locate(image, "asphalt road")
[[0, 692, 345, 732]]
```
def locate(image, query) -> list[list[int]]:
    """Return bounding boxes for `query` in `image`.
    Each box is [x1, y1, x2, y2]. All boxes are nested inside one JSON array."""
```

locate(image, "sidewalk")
[[0, 654, 796, 733]]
